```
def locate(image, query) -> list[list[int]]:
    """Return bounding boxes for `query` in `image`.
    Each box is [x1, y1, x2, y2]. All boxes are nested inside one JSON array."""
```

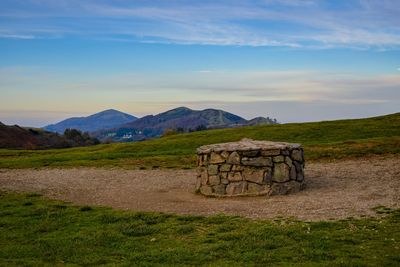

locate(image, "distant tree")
[[195, 125, 207, 131], [64, 128, 81, 140], [162, 128, 178, 137], [63, 128, 100, 146], [102, 138, 113, 144], [28, 129, 39, 135]]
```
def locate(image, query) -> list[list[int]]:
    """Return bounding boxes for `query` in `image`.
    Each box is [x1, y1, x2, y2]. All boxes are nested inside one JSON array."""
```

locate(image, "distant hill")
[[0, 122, 99, 149], [44, 109, 137, 134], [95, 107, 277, 142], [246, 117, 278, 126]]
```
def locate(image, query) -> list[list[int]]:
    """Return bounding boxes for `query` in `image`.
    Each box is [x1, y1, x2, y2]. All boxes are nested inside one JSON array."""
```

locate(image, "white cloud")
[[1, 66, 399, 125], [1, 0, 400, 48], [197, 70, 213, 73], [2, 67, 399, 112], [0, 33, 35, 39]]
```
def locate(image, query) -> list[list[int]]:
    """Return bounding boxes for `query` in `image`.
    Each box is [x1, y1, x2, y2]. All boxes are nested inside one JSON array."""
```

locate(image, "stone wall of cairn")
[[196, 139, 305, 197]]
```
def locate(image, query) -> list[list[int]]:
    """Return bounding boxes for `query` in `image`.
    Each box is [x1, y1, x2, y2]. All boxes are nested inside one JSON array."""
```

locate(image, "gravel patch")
[[1, 155, 399, 221]]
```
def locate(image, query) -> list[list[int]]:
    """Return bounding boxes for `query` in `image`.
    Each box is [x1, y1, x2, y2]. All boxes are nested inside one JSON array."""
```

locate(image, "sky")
[[0, 0, 399, 127]]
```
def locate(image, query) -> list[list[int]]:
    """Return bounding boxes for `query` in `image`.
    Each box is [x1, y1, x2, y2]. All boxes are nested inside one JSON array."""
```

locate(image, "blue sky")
[[0, 0, 399, 126]]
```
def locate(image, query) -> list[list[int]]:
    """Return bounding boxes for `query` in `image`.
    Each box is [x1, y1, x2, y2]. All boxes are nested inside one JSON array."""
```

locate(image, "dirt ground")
[[1, 155, 399, 221]]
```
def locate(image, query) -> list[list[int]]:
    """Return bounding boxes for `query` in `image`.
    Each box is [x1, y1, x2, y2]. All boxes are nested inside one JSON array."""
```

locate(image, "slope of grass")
[[0, 112, 399, 169], [0, 192, 399, 266]]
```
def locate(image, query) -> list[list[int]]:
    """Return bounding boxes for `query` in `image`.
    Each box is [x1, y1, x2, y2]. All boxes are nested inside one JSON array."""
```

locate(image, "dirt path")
[[1, 156, 399, 221]]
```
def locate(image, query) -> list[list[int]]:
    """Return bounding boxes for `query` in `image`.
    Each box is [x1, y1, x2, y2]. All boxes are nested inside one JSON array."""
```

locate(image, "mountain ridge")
[[44, 109, 137, 134], [95, 106, 277, 142]]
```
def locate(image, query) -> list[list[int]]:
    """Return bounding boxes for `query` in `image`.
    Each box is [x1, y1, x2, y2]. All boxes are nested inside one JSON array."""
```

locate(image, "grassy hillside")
[[0, 192, 399, 266], [0, 123, 100, 150], [0, 112, 399, 169]]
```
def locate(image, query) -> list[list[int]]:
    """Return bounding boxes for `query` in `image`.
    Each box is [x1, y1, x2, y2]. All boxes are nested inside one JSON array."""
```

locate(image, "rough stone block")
[[296, 170, 304, 182], [208, 175, 220, 185], [272, 163, 290, 182], [281, 149, 290, 156], [290, 165, 297, 180], [232, 165, 244, 171], [291, 149, 303, 162], [264, 168, 273, 184], [247, 183, 269, 194], [202, 154, 208, 164], [242, 157, 272, 167], [273, 155, 285, 163], [226, 182, 246, 195], [210, 152, 225, 164], [293, 161, 303, 171], [227, 172, 242, 182], [241, 150, 259, 157], [221, 151, 230, 159], [285, 156, 292, 166], [260, 149, 281, 156], [195, 176, 201, 191], [201, 171, 208, 185], [221, 178, 229, 185], [227, 151, 241, 164], [242, 168, 265, 184], [197, 166, 206, 175], [220, 164, 232, 172], [270, 180, 301, 195], [219, 172, 228, 179], [208, 164, 219, 175], [213, 184, 226, 195], [200, 185, 213, 195]]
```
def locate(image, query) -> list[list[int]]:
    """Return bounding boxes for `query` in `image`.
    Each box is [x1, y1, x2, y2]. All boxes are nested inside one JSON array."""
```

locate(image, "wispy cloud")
[[1, 65, 399, 125], [1, 0, 400, 48], [0, 33, 35, 39], [1, 66, 399, 110]]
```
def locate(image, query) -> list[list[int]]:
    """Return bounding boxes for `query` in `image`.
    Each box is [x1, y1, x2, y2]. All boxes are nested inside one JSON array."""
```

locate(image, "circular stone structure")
[[196, 138, 305, 197]]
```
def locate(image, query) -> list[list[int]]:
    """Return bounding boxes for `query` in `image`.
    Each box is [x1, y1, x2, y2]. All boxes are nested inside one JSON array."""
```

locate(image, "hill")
[[44, 109, 137, 134], [0, 122, 99, 149], [95, 107, 276, 142], [0, 112, 399, 168]]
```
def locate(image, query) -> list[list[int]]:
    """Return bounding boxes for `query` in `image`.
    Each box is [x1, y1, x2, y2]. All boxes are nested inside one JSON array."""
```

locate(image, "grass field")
[[0, 112, 399, 169], [1, 115, 399, 266], [0, 192, 399, 266]]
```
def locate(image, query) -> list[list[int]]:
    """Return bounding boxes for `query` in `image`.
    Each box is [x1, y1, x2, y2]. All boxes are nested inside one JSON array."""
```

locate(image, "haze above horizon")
[[0, 0, 399, 127]]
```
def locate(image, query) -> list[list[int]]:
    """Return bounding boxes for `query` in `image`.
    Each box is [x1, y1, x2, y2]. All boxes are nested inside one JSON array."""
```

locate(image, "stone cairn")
[[196, 138, 305, 197]]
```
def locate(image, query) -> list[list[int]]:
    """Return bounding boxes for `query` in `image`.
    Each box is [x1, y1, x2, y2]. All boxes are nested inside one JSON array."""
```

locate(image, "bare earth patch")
[[1, 155, 399, 221]]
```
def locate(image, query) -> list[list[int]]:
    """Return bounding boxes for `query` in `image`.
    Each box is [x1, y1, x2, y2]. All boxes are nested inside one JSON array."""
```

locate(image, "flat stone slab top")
[[197, 139, 301, 154], [196, 138, 305, 197]]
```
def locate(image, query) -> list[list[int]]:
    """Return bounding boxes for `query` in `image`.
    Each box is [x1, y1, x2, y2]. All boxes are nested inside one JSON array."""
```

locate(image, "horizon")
[[1, 0, 399, 127], [1, 106, 397, 129]]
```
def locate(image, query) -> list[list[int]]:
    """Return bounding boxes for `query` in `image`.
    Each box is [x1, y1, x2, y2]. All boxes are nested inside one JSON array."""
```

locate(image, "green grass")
[[1, 112, 399, 169], [0, 192, 399, 266]]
